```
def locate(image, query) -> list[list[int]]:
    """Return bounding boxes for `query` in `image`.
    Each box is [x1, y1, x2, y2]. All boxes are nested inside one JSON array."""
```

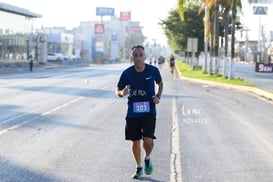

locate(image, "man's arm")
[[116, 85, 130, 98], [152, 81, 163, 104], [116, 88, 123, 98], [156, 81, 163, 98]]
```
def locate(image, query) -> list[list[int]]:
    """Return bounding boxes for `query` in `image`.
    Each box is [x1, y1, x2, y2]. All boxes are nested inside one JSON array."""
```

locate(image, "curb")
[[175, 66, 273, 104], [179, 76, 273, 103]]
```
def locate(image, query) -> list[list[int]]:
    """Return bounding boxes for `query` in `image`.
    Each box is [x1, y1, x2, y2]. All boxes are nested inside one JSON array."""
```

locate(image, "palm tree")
[[221, 1, 231, 78], [199, 0, 218, 75], [200, 0, 243, 77], [178, 0, 242, 78], [229, 0, 242, 79], [177, 0, 204, 69], [178, 0, 214, 74], [177, 0, 187, 21], [215, 3, 220, 76]]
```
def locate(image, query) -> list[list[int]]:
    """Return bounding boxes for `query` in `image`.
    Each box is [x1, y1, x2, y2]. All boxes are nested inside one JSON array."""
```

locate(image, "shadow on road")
[[0, 158, 62, 182]]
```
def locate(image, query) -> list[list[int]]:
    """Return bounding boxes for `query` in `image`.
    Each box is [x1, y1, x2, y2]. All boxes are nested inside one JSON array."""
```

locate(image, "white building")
[[78, 15, 143, 62]]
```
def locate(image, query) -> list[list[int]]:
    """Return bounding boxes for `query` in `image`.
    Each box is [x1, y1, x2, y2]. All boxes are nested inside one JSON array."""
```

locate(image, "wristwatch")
[[156, 94, 161, 99]]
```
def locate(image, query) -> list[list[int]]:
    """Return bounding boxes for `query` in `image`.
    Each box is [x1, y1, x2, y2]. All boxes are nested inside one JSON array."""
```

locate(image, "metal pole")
[[258, 15, 261, 62]]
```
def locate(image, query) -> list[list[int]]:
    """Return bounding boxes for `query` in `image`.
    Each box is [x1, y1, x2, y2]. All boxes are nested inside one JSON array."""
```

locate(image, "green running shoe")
[[144, 159, 153, 175], [132, 167, 143, 179]]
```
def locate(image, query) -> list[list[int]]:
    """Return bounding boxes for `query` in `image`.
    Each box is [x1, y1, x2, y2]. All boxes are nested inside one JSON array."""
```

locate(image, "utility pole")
[[253, 5, 268, 62], [240, 27, 250, 62]]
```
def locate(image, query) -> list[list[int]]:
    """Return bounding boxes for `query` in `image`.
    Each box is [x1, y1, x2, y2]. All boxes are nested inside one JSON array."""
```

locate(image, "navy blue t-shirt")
[[117, 64, 162, 118]]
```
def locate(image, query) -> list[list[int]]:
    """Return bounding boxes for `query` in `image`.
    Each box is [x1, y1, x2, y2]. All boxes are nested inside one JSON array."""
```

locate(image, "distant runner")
[[169, 54, 175, 73]]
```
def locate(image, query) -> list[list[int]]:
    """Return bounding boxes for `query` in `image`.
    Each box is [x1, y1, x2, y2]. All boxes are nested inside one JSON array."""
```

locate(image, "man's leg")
[[131, 140, 143, 179], [143, 137, 154, 175], [143, 137, 153, 157], [132, 139, 141, 165]]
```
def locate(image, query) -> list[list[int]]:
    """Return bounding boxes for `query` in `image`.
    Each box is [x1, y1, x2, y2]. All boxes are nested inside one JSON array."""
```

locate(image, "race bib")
[[133, 101, 150, 113]]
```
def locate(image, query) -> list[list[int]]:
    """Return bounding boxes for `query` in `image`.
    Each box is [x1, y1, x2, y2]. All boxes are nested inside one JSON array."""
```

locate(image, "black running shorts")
[[125, 115, 156, 141]]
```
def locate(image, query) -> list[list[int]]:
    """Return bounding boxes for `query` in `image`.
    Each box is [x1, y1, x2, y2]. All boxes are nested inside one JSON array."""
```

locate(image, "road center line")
[[170, 97, 183, 182]]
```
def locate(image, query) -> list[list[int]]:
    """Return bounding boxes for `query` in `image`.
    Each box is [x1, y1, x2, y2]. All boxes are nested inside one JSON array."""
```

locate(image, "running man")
[[116, 45, 163, 179]]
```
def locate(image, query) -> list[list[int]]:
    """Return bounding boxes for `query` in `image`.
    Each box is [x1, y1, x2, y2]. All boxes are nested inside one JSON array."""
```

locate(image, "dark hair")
[[131, 45, 144, 51]]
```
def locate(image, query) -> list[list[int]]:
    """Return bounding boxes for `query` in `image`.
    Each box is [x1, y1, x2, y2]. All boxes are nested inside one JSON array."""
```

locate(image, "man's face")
[[131, 48, 146, 66]]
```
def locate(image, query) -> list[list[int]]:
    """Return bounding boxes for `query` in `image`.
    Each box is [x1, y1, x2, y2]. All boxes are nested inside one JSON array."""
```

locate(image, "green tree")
[[198, 0, 222, 76], [160, 4, 204, 54], [178, 0, 242, 77], [179, 0, 219, 75], [199, 0, 241, 78], [178, 0, 201, 21]]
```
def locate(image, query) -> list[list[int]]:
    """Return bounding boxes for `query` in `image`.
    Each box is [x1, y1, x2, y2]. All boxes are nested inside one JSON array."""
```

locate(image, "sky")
[[241, 0, 273, 40], [1, 0, 177, 46]]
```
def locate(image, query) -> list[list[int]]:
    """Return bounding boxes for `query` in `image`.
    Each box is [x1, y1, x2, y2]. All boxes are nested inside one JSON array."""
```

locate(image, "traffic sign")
[[253, 6, 268, 15], [187, 38, 198, 52], [249, 0, 273, 3]]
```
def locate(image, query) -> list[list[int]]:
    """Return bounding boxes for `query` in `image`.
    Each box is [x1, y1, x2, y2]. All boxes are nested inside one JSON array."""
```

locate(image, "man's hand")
[[122, 85, 130, 96], [116, 85, 130, 97], [152, 95, 160, 104]]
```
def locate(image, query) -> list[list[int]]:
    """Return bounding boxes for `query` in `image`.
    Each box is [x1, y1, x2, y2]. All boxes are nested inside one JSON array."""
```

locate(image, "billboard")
[[96, 7, 115, 16], [255, 63, 273, 72], [120, 11, 131, 21], [95, 24, 104, 34]]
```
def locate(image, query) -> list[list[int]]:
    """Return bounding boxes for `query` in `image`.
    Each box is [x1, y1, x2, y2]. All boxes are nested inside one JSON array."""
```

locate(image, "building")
[[78, 14, 144, 62], [0, 2, 41, 61], [43, 27, 74, 57], [1, 3, 145, 64]]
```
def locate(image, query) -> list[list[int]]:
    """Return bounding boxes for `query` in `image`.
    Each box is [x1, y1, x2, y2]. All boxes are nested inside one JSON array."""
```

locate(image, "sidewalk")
[[0, 60, 91, 74]]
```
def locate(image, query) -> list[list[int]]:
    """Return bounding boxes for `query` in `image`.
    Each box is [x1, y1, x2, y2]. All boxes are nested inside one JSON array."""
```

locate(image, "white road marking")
[[170, 97, 183, 182], [0, 96, 83, 135]]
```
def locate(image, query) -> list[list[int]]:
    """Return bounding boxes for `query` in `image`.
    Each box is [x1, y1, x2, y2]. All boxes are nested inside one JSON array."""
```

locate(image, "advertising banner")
[[120, 11, 131, 20], [96, 7, 114, 16], [255, 63, 273, 73], [95, 24, 104, 34]]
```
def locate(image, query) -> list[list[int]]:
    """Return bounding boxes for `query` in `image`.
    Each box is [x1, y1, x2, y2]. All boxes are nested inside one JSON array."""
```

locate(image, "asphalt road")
[[173, 76, 273, 181], [0, 62, 273, 182], [234, 62, 273, 91]]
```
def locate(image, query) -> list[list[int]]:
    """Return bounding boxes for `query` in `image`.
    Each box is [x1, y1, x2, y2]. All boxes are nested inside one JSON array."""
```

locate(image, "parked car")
[[70, 55, 81, 61], [47, 53, 66, 61]]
